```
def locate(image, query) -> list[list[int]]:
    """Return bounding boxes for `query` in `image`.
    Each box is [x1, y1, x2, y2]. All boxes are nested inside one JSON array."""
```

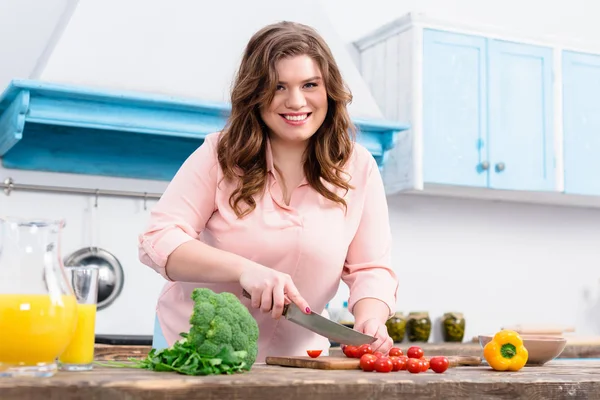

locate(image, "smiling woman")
[[138, 21, 399, 363]]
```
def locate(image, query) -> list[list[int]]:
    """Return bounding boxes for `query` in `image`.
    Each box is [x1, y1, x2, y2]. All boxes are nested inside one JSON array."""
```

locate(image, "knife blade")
[[242, 289, 376, 346]]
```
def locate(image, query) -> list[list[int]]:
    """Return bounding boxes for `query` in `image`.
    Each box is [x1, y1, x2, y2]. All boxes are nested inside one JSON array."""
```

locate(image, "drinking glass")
[[58, 265, 99, 371]]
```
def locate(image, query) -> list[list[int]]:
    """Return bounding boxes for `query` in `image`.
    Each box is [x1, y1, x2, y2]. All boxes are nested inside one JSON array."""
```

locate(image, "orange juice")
[[0, 294, 77, 366], [59, 303, 97, 365]]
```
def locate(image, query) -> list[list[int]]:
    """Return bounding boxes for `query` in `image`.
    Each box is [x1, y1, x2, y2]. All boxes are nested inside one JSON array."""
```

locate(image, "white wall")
[[321, 0, 599, 50]]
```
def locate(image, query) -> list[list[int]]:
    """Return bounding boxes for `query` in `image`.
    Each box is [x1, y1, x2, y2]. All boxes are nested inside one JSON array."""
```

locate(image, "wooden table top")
[[2, 359, 600, 400]]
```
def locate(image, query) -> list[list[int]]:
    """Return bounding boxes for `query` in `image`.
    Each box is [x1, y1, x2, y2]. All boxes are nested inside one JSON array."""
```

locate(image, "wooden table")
[[2, 360, 600, 399]]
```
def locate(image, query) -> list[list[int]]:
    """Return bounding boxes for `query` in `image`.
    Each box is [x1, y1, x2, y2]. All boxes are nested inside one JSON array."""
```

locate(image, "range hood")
[[0, 0, 409, 182]]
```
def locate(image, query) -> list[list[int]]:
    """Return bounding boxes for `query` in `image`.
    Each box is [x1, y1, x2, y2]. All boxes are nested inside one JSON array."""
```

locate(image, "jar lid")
[[408, 311, 429, 318], [443, 312, 464, 319]]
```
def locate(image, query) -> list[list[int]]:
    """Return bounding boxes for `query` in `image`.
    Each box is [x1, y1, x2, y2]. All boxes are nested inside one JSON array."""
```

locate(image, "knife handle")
[[242, 289, 290, 314]]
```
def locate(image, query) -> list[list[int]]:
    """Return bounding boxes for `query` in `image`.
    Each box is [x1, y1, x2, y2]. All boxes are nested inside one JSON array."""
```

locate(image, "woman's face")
[[260, 54, 328, 146]]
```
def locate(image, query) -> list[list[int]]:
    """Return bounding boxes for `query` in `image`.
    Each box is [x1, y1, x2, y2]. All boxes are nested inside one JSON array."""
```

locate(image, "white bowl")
[[478, 334, 567, 366]]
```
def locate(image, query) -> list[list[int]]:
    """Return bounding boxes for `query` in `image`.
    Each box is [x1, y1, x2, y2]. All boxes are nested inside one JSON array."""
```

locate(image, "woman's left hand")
[[354, 318, 393, 354]]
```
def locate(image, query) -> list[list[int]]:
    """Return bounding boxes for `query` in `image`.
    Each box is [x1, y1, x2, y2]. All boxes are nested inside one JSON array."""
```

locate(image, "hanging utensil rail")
[[2, 177, 163, 201]]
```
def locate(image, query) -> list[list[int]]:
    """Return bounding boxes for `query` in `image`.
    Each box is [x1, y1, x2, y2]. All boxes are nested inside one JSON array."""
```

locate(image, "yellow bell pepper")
[[483, 330, 528, 371]]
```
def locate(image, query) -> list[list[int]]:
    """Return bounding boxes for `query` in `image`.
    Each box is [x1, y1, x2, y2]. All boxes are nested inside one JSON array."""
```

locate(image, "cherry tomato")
[[374, 356, 394, 373], [357, 344, 373, 357], [407, 346, 424, 359], [359, 353, 378, 372], [373, 351, 384, 359], [397, 356, 409, 370], [429, 356, 450, 373], [343, 345, 358, 358], [306, 350, 322, 358], [420, 358, 430, 372], [388, 347, 403, 357], [388, 356, 404, 371], [406, 358, 422, 374]]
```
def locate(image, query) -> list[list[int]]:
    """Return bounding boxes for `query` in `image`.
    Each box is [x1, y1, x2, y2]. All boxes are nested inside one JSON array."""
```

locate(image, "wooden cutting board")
[[265, 355, 482, 370]]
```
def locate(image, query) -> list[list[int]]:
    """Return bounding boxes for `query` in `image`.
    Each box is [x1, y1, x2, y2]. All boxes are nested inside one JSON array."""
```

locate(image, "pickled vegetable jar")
[[442, 312, 465, 342], [385, 312, 406, 343], [406, 312, 431, 342]]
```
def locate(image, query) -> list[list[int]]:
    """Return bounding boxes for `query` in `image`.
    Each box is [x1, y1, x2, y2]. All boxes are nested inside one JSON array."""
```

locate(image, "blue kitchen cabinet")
[[487, 39, 555, 191], [422, 29, 555, 191], [562, 51, 600, 196], [422, 29, 488, 187]]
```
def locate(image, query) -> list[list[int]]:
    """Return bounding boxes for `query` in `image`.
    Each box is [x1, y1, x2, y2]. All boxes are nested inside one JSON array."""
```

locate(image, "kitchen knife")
[[242, 289, 376, 346]]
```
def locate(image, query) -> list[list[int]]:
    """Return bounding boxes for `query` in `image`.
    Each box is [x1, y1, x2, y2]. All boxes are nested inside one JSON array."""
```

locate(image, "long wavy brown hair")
[[217, 21, 356, 218]]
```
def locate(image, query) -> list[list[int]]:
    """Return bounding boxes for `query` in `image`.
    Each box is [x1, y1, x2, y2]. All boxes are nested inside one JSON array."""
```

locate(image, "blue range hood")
[[0, 79, 409, 181]]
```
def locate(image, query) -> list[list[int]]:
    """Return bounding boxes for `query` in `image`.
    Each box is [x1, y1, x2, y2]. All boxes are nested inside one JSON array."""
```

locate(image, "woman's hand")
[[354, 318, 393, 354], [239, 265, 311, 319]]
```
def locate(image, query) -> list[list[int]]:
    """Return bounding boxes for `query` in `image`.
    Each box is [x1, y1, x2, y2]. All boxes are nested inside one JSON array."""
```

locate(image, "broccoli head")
[[186, 288, 259, 369]]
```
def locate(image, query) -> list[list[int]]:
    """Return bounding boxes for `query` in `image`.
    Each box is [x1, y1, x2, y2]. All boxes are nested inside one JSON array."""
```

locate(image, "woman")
[[138, 21, 399, 362]]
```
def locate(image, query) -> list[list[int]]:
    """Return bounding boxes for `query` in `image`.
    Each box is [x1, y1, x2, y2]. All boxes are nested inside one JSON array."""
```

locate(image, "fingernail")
[[305, 307, 311, 313]]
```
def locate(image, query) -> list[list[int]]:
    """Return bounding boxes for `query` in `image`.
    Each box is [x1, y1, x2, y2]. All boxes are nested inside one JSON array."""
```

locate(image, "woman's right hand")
[[239, 265, 311, 319]]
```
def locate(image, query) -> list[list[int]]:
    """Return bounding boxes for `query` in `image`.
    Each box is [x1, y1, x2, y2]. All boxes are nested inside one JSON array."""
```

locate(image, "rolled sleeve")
[[138, 133, 220, 281], [342, 155, 398, 317]]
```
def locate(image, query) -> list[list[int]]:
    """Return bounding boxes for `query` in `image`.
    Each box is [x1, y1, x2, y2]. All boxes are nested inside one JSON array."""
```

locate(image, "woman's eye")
[[276, 85, 285, 91], [304, 83, 317, 88]]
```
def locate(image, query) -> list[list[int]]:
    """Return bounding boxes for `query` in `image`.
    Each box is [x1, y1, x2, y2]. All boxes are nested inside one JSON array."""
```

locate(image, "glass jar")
[[0, 217, 78, 377], [406, 312, 431, 342], [385, 312, 406, 343], [442, 312, 466, 342]]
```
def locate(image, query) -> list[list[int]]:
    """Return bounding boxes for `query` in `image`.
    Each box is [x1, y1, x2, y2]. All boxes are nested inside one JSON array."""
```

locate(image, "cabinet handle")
[[479, 161, 490, 171], [495, 162, 505, 172]]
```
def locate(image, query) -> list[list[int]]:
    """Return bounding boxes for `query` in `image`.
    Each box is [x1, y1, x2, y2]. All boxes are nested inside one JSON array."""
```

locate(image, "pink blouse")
[[138, 131, 398, 362]]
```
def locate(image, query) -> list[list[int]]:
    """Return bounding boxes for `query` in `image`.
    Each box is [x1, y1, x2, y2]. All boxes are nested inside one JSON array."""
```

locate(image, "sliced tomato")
[[306, 349, 322, 358]]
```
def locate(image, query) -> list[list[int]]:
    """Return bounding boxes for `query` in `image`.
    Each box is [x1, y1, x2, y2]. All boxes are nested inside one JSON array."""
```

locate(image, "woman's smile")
[[280, 112, 313, 126]]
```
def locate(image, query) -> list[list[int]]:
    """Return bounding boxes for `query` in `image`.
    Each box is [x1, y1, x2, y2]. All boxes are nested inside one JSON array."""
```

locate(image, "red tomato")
[[373, 351, 384, 359], [343, 345, 358, 358], [406, 358, 422, 374], [374, 357, 394, 373], [306, 350, 322, 358], [420, 358, 430, 372], [359, 354, 378, 372], [388, 347, 403, 357], [397, 356, 409, 370], [357, 344, 373, 357], [407, 346, 424, 359], [388, 356, 404, 371], [429, 356, 450, 373]]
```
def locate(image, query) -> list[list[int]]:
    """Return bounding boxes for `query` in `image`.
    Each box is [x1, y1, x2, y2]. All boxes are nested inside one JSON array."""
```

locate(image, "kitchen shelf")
[[0, 79, 409, 181]]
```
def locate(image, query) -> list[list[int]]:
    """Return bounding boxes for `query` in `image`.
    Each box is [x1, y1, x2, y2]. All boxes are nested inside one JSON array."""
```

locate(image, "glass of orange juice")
[[58, 265, 99, 371]]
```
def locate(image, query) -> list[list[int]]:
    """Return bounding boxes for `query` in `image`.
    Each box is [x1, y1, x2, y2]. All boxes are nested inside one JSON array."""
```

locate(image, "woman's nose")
[[285, 88, 306, 109]]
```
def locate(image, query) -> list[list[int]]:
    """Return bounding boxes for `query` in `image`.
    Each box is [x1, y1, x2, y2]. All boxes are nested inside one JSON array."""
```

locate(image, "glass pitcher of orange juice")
[[0, 217, 78, 377]]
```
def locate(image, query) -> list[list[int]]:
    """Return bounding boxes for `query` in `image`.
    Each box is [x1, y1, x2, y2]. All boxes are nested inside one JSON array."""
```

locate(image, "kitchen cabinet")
[[486, 39, 555, 191], [562, 50, 600, 197], [357, 21, 556, 193], [0, 80, 408, 181]]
